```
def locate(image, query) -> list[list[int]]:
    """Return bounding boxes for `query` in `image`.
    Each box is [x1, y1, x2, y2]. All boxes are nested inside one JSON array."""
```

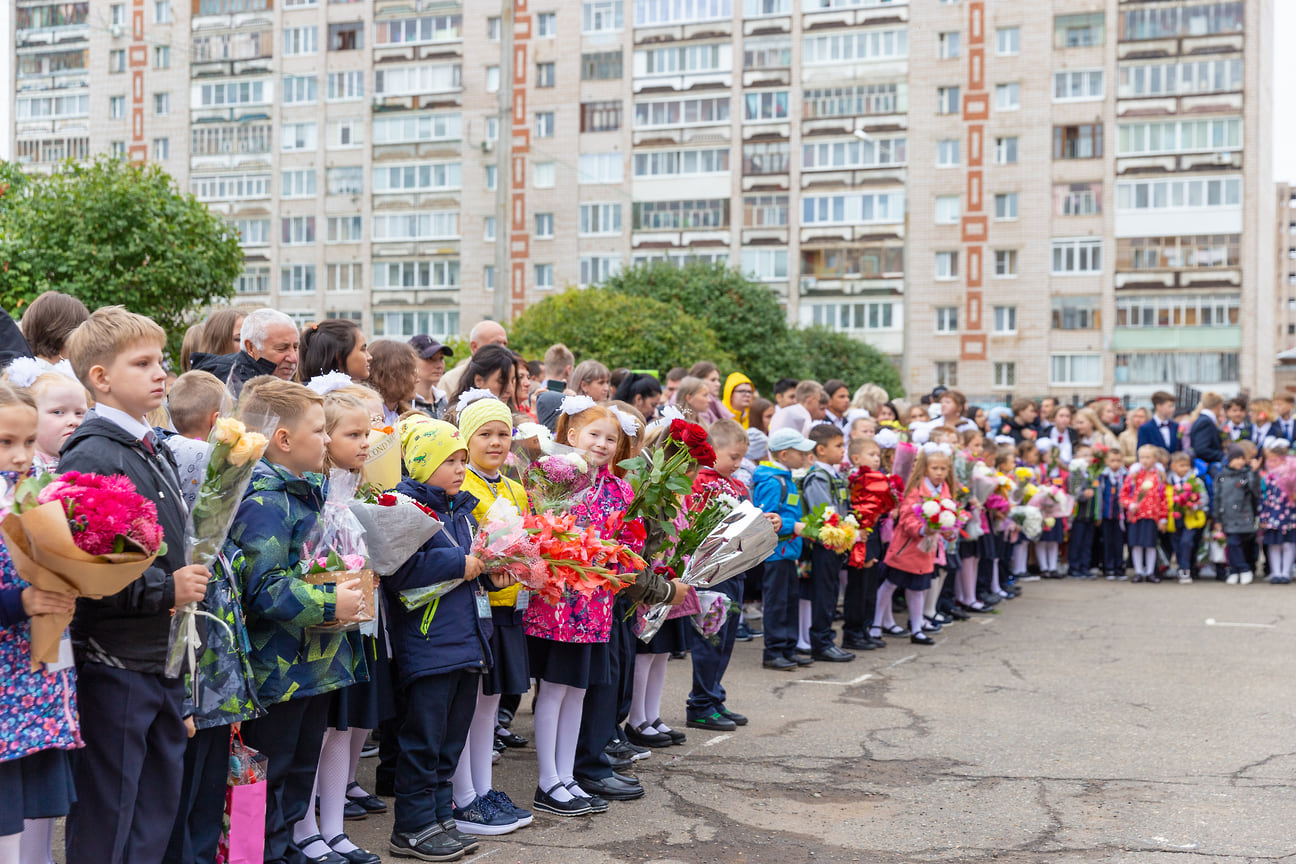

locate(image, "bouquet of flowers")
[[985, 493, 1011, 519], [1270, 456, 1296, 502], [299, 469, 375, 632], [619, 418, 717, 561], [915, 495, 965, 552], [801, 503, 860, 554], [2, 471, 166, 668], [165, 410, 275, 677], [363, 423, 402, 492], [1168, 476, 1208, 531], [348, 490, 444, 576], [846, 467, 897, 567], [1008, 504, 1043, 540], [504, 436, 597, 514], [1028, 484, 1072, 531], [690, 589, 739, 646]]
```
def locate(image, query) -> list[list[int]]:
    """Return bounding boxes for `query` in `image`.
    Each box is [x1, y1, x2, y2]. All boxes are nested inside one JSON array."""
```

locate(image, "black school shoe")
[[496, 730, 528, 748], [389, 823, 465, 862], [532, 784, 593, 817], [763, 656, 797, 670], [573, 773, 644, 801], [626, 722, 673, 748], [347, 782, 388, 814], [326, 834, 382, 864], [438, 822, 480, 854], [651, 719, 686, 744]]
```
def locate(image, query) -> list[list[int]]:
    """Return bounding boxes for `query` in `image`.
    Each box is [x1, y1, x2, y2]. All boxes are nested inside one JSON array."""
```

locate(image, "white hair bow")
[[1036, 438, 1055, 452], [455, 387, 496, 415], [305, 371, 354, 397], [5, 357, 47, 389], [560, 394, 595, 416], [994, 434, 1015, 445], [873, 428, 899, 449], [1265, 437, 1292, 452], [921, 442, 952, 456], [610, 406, 639, 438]]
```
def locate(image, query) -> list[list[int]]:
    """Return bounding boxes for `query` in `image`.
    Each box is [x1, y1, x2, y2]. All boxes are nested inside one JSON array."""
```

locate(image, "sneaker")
[[1226, 572, 1240, 585], [1178, 570, 1192, 584], [733, 621, 754, 642], [686, 712, 737, 732], [452, 795, 519, 836], [1240, 571, 1254, 585], [484, 788, 533, 828], [389, 824, 464, 862], [437, 822, 479, 854]]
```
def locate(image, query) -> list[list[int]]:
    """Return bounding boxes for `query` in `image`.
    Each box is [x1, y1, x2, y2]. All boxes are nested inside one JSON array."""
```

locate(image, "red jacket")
[[1119, 468, 1169, 522], [884, 481, 951, 575], [687, 467, 748, 510]]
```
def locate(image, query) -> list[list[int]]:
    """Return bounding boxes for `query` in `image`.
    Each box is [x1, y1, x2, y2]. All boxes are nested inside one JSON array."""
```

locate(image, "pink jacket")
[[883, 482, 952, 576]]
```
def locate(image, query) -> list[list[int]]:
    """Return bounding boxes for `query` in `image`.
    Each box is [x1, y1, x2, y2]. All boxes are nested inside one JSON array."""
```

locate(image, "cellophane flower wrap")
[[619, 418, 717, 565], [846, 467, 896, 568], [1028, 483, 1072, 531], [1009, 504, 1043, 540], [914, 495, 965, 553], [1271, 456, 1296, 502], [690, 589, 738, 646], [503, 429, 598, 514], [165, 408, 276, 677], [801, 503, 860, 554], [299, 469, 375, 632]]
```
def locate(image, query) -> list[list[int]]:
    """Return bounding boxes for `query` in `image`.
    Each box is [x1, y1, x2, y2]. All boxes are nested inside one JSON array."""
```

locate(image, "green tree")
[[786, 326, 903, 397], [509, 287, 732, 373], [0, 156, 244, 356]]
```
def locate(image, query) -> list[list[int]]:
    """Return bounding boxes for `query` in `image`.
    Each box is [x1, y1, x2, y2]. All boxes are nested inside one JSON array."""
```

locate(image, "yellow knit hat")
[[458, 396, 513, 443], [401, 418, 466, 483]]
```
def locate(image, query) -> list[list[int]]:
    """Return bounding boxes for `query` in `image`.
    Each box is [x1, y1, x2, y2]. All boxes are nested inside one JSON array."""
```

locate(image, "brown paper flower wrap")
[[2, 502, 157, 670], [301, 568, 377, 632]]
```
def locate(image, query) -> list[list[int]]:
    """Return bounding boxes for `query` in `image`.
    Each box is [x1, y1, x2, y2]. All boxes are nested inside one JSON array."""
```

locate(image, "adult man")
[[409, 334, 453, 418], [1274, 396, 1296, 443], [769, 380, 822, 435], [439, 320, 508, 395], [1189, 392, 1226, 466], [1137, 391, 1182, 453], [910, 389, 978, 443], [191, 308, 299, 388]]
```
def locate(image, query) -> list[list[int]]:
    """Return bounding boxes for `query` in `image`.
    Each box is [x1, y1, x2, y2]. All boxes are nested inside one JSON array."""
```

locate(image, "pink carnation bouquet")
[[34, 471, 166, 556]]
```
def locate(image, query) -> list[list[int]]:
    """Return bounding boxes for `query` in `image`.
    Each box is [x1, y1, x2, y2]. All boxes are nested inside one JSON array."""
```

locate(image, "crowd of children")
[[4, 296, 1296, 864]]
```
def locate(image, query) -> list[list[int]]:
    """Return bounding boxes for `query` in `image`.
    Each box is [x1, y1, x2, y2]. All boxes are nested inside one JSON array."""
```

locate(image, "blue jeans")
[[1101, 519, 1125, 572], [1069, 520, 1095, 574], [1173, 528, 1198, 572], [687, 576, 743, 718], [1226, 532, 1252, 575]]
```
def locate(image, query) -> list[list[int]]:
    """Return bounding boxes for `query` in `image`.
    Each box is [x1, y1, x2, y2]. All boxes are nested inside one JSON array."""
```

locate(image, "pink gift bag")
[[217, 731, 267, 864]]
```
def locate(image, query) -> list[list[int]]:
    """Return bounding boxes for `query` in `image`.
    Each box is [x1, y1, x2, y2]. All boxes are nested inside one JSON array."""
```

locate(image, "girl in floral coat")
[[1120, 445, 1170, 583]]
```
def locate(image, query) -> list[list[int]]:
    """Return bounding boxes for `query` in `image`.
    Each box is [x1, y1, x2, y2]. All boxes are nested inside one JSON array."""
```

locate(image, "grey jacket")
[[1214, 465, 1260, 534]]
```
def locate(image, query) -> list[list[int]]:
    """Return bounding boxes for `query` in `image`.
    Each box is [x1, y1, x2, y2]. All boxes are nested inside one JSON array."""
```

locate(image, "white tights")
[[1130, 546, 1157, 576], [533, 682, 585, 803], [1036, 542, 1059, 572], [296, 726, 366, 855], [797, 599, 812, 650], [0, 820, 55, 864], [923, 573, 944, 618], [451, 680, 500, 808], [957, 556, 981, 607], [628, 653, 669, 732], [1012, 543, 1029, 576]]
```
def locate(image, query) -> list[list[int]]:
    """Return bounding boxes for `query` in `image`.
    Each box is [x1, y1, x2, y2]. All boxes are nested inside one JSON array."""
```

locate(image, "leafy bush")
[[785, 326, 903, 397]]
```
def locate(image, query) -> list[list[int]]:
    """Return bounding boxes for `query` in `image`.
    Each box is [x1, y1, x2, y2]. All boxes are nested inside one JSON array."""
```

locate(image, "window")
[[1051, 238, 1102, 275], [935, 252, 958, 281], [194, 174, 272, 202], [535, 263, 555, 290], [578, 153, 623, 184], [280, 265, 317, 294], [327, 166, 363, 195], [487, 118, 499, 142], [16, 93, 89, 121], [937, 86, 960, 114], [801, 244, 903, 279], [1115, 176, 1242, 212], [801, 192, 906, 226], [372, 112, 461, 144], [582, 51, 622, 80], [190, 123, 272, 156], [109, 96, 125, 120], [1115, 294, 1240, 328], [281, 169, 316, 198], [374, 163, 462, 193], [483, 267, 495, 292], [1053, 124, 1103, 159], [1118, 58, 1244, 98], [935, 307, 959, 333], [581, 101, 622, 133], [153, 46, 170, 69], [935, 361, 958, 388], [109, 50, 125, 74], [995, 250, 1018, 278], [485, 165, 497, 190], [372, 310, 460, 340], [195, 79, 270, 107], [281, 216, 316, 245], [993, 362, 1016, 388], [802, 28, 909, 64], [372, 260, 460, 291], [580, 203, 622, 235], [375, 15, 461, 45], [153, 92, 170, 115], [1054, 12, 1104, 48], [632, 199, 729, 230], [1052, 296, 1100, 330], [993, 305, 1018, 333], [994, 193, 1018, 220], [1116, 118, 1242, 156], [483, 217, 496, 241], [744, 0, 790, 16], [327, 119, 363, 149], [1055, 182, 1101, 216], [233, 218, 270, 246], [110, 141, 127, 157], [993, 136, 1018, 164], [583, 1, 624, 33], [1116, 235, 1240, 271], [536, 13, 555, 37], [996, 26, 1019, 55], [935, 195, 960, 224], [235, 267, 270, 295], [803, 83, 906, 119], [152, 138, 170, 160], [741, 248, 788, 282], [328, 71, 363, 101], [806, 301, 897, 333], [938, 139, 960, 167], [326, 264, 361, 293], [534, 212, 554, 239], [373, 212, 460, 242], [282, 75, 317, 104], [111, 3, 126, 26], [533, 162, 555, 188], [535, 112, 555, 138], [743, 91, 789, 122], [801, 137, 906, 170], [328, 22, 362, 51], [1114, 352, 1239, 386], [743, 194, 789, 227], [634, 96, 730, 128], [995, 82, 1020, 111], [939, 32, 961, 59], [326, 216, 363, 243], [485, 66, 500, 93], [579, 256, 622, 288], [154, 1, 171, 23], [635, 0, 733, 26], [634, 148, 730, 177], [487, 16, 500, 40], [1121, 2, 1243, 42], [1053, 69, 1103, 102], [536, 62, 555, 88], [744, 36, 791, 69], [283, 26, 318, 55], [1051, 354, 1101, 387], [281, 122, 317, 151], [375, 64, 462, 96]]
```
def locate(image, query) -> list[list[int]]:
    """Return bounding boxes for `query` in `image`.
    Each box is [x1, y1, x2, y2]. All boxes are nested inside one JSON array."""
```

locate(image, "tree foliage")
[[0, 157, 244, 356], [509, 288, 732, 373], [784, 326, 903, 396]]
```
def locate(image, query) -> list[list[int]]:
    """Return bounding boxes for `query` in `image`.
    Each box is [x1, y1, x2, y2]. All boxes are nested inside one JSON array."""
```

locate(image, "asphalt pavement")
[[341, 578, 1296, 863]]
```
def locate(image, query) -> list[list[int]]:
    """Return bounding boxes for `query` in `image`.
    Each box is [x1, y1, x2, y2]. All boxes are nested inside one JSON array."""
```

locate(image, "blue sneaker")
[[485, 788, 533, 828], [452, 795, 519, 836]]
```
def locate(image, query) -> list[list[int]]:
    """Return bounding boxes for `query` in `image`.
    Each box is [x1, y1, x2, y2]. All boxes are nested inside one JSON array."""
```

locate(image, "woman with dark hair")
[[613, 372, 663, 418], [368, 340, 420, 425], [446, 343, 515, 420], [748, 397, 775, 435], [196, 308, 246, 357], [20, 291, 89, 363], [300, 319, 371, 381], [513, 352, 534, 418], [687, 360, 733, 425]]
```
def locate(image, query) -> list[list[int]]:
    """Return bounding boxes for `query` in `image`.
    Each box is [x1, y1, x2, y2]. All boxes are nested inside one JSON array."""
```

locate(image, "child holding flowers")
[[1258, 440, 1295, 584], [1120, 444, 1170, 583], [1167, 452, 1210, 584]]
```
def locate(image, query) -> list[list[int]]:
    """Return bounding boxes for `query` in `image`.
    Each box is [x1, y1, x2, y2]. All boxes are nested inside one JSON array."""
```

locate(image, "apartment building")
[[9, 0, 1273, 402]]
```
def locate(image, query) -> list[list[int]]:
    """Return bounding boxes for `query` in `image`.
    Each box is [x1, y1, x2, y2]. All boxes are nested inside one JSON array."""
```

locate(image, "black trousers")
[[66, 663, 186, 864], [761, 559, 799, 663], [808, 544, 845, 653], [1101, 520, 1125, 572], [1173, 528, 1199, 571], [574, 607, 632, 781], [686, 576, 743, 718], [393, 670, 478, 834], [163, 724, 231, 864], [1069, 520, 1095, 574], [239, 693, 329, 864]]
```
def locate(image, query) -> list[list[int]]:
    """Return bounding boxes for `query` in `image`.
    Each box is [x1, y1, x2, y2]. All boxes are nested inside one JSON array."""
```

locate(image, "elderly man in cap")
[[409, 334, 454, 418], [438, 320, 508, 397]]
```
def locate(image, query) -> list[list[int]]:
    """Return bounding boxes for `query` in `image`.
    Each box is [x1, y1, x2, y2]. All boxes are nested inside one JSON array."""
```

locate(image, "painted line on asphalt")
[[792, 678, 846, 685], [1149, 836, 1200, 850], [847, 672, 875, 685], [703, 733, 732, 747], [887, 653, 917, 668], [1204, 618, 1275, 628], [464, 849, 501, 863]]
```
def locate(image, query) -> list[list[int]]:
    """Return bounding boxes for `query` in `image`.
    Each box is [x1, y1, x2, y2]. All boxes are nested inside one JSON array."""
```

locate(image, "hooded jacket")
[[189, 350, 278, 395], [752, 461, 803, 561], [384, 478, 492, 685], [1214, 464, 1260, 534], [722, 373, 753, 428], [60, 413, 189, 672], [228, 460, 364, 705]]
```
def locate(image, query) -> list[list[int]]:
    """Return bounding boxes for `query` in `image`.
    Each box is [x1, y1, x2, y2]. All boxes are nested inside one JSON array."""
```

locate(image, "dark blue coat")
[[1137, 418, 1182, 453], [1189, 415, 1224, 465], [383, 478, 493, 686]]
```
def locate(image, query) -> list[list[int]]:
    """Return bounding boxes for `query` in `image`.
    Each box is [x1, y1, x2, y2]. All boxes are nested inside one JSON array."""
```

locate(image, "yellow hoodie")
[[723, 372, 753, 428]]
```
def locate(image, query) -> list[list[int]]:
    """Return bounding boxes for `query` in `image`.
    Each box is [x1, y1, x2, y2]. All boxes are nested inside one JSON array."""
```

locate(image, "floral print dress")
[[1259, 470, 1296, 542]]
